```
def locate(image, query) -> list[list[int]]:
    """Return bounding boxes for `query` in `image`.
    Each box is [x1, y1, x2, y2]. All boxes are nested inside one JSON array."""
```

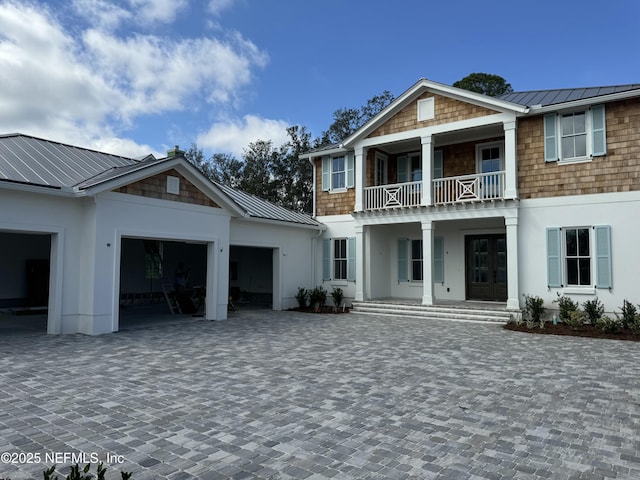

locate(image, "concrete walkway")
[[0, 310, 639, 479]]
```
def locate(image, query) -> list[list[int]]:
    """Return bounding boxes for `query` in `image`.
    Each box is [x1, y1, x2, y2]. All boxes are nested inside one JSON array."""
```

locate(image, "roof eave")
[[341, 78, 529, 148], [528, 89, 640, 114], [234, 214, 325, 230]]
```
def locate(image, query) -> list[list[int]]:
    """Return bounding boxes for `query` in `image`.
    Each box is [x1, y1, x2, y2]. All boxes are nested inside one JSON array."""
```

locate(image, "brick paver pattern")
[[1, 310, 639, 479]]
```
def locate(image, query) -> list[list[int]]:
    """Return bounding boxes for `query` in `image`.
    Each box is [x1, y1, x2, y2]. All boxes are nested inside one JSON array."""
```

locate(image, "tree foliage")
[[453, 73, 513, 97], [319, 90, 394, 146], [185, 91, 394, 214]]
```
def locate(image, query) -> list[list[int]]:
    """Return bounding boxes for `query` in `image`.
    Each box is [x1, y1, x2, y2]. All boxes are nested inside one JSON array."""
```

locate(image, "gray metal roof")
[[215, 182, 321, 227], [499, 84, 640, 107], [0, 133, 139, 189]]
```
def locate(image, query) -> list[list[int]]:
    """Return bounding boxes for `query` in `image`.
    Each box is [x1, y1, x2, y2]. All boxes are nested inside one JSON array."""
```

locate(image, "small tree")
[[330, 287, 344, 312], [453, 73, 513, 97]]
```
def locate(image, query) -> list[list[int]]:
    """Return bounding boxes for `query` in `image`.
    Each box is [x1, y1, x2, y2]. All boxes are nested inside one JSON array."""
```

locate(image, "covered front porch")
[[353, 212, 521, 312]]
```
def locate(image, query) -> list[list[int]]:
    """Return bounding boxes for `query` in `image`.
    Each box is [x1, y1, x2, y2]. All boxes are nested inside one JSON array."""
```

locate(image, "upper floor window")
[[398, 153, 422, 183], [544, 105, 606, 164], [322, 153, 354, 191]]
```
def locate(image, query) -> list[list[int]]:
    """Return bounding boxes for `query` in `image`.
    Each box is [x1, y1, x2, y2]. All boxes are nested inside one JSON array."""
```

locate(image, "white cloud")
[[197, 115, 290, 157], [0, 1, 271, 158], [208, 0, 236, 16], [129, 0, 188, 24]]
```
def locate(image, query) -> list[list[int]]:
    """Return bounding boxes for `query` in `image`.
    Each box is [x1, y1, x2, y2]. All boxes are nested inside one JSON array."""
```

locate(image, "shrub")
[[627, 313, 640, 335], [309, 286, 327, 309], [596, 315, 621, 334], [295, 287, 309, 308], [523, 294, 546, 328], [618, 300, 638, 330], [582, 297, 604, 324], [564, 310, 585, 330], [553, 294, 579, 323], [330, 287, 344, 311], [44, 463, 132, 480]]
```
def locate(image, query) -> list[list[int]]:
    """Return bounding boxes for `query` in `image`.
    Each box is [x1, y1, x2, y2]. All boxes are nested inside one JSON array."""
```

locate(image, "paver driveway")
[[1, 310, 639, 479]]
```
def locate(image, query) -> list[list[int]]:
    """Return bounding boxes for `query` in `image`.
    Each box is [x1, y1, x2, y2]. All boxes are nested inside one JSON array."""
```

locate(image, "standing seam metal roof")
[[499, 84, 640, 107]]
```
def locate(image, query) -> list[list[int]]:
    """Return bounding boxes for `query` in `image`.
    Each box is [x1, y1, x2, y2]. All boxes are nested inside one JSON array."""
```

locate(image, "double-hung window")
[[544, 105, 607, 163], [333, 239, 348, 280], [546, 225, 612, 289], [411, 240, 423, 281], [322, 237, 356, 281], [321, 153, 355, 191]]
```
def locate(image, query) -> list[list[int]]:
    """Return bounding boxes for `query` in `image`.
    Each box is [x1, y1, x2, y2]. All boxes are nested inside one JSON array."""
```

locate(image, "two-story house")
[[300, 78, 640, 317]]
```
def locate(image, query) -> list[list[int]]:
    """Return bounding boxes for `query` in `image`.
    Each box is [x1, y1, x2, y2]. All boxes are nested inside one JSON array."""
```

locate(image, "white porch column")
[[420, 135, 432, 206], [505, 216, 520, 310], [354, 146, 365, 212], [421, 220, 434, 305], [504, 121, 517, 199], [354, 224, 365, 301]]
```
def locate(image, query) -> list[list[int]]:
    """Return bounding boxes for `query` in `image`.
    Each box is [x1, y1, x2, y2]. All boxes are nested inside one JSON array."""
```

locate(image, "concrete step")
[[350, 301, 515, 324]]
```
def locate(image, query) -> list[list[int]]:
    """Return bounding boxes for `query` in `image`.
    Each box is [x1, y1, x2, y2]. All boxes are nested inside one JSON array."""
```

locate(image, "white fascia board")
[[299, 146, 349, 160], [529, 89, 640, 114], [342, 78, 528, 148], [0, 181, 78, 197], [233, 215, 325, 231], [356, 112, 516, 149]]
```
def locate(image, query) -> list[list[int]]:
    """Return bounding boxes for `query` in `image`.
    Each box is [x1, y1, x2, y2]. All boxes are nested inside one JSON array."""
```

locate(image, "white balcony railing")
[[432, 171, 505, 204], [362, 171, 506, 210], [364, 181, 422, 210]]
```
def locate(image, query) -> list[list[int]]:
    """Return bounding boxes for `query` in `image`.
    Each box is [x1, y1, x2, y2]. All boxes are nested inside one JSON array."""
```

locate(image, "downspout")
[[308, 156, 317, 217]]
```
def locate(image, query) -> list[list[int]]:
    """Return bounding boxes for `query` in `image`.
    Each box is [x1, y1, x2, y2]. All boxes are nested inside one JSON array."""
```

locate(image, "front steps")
[[350, 300, 517, 324]]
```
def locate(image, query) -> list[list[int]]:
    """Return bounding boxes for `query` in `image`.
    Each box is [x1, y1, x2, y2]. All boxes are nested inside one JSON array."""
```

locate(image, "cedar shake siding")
[[367, 93, 500, 138], [314, 158, 355, 216], [517, 98, 640, 199], [115, 169, 220, 208]]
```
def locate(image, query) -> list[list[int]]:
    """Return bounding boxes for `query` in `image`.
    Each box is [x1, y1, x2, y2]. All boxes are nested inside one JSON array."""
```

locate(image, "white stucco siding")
[[93, 191, 231, 334], [0, 189, 85, 334], [315, 215, 357, 304], [519, 191, 640, 314], [230, 219, 319, 310]]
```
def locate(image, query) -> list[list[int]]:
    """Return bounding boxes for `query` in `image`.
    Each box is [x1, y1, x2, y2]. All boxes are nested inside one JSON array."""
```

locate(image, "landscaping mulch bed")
[[288, 306, 350, 314], [504, 321, 640, 341]]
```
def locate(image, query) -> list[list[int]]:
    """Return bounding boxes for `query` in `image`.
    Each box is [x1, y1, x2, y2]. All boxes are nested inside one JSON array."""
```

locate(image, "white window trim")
[[333, 238, 348, 281], [557, 108, 593, 165], [375, 151, 388, 186], [563, 226, 593, 289], [475, 141, 505, 173]]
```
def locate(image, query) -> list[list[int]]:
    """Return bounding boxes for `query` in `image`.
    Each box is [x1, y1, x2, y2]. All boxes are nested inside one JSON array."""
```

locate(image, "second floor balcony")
[[363, 171, 506, 211]]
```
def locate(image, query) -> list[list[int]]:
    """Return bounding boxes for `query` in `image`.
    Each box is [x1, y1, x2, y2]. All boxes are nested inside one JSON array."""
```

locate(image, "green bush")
[[44, 463, 132, 480], [618, 300, 638, 330], [582, 297, 604, 324], [330, 287, 344, 311], [523, 294, 546, 328], [596, 315, 621, 334], [309, 286, 327, 309], [564, 310, 585, 330], [295, 287, 309, 308], [553, 294, 579, 323]]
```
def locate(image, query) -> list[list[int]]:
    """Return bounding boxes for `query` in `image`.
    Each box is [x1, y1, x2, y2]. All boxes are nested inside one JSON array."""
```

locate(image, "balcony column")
[[420, 135, 433, 206], [504, 121, 517, 199], [354, 225, 365, 302], [421, 220, 434, 305], [354, 146, 365, 212], [505, 216, 520, 311]]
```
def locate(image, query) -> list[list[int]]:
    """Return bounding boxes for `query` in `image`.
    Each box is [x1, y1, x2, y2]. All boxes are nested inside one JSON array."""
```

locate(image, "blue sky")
[[0, 0, 638, 158]]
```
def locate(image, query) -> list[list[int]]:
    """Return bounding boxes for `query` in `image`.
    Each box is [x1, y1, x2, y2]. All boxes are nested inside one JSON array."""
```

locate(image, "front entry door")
[[465, 234, 507, 301]]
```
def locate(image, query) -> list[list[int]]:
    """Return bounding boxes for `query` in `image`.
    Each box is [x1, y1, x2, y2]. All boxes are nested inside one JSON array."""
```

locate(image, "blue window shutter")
[[346, 152, 355, 188], [433, 237, 444, 283], [546, 228, 562, 287], [347, 237, 356, 281], [433, 150, 443, 179], [397, 238, 408, 282], [321, 156, 330, 191], [322, 238, 331, 281], [398, 156, 409, 183], [594, 225, 612, 289], [544, 114, 558, 162], [591, 105, 607, 156]]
